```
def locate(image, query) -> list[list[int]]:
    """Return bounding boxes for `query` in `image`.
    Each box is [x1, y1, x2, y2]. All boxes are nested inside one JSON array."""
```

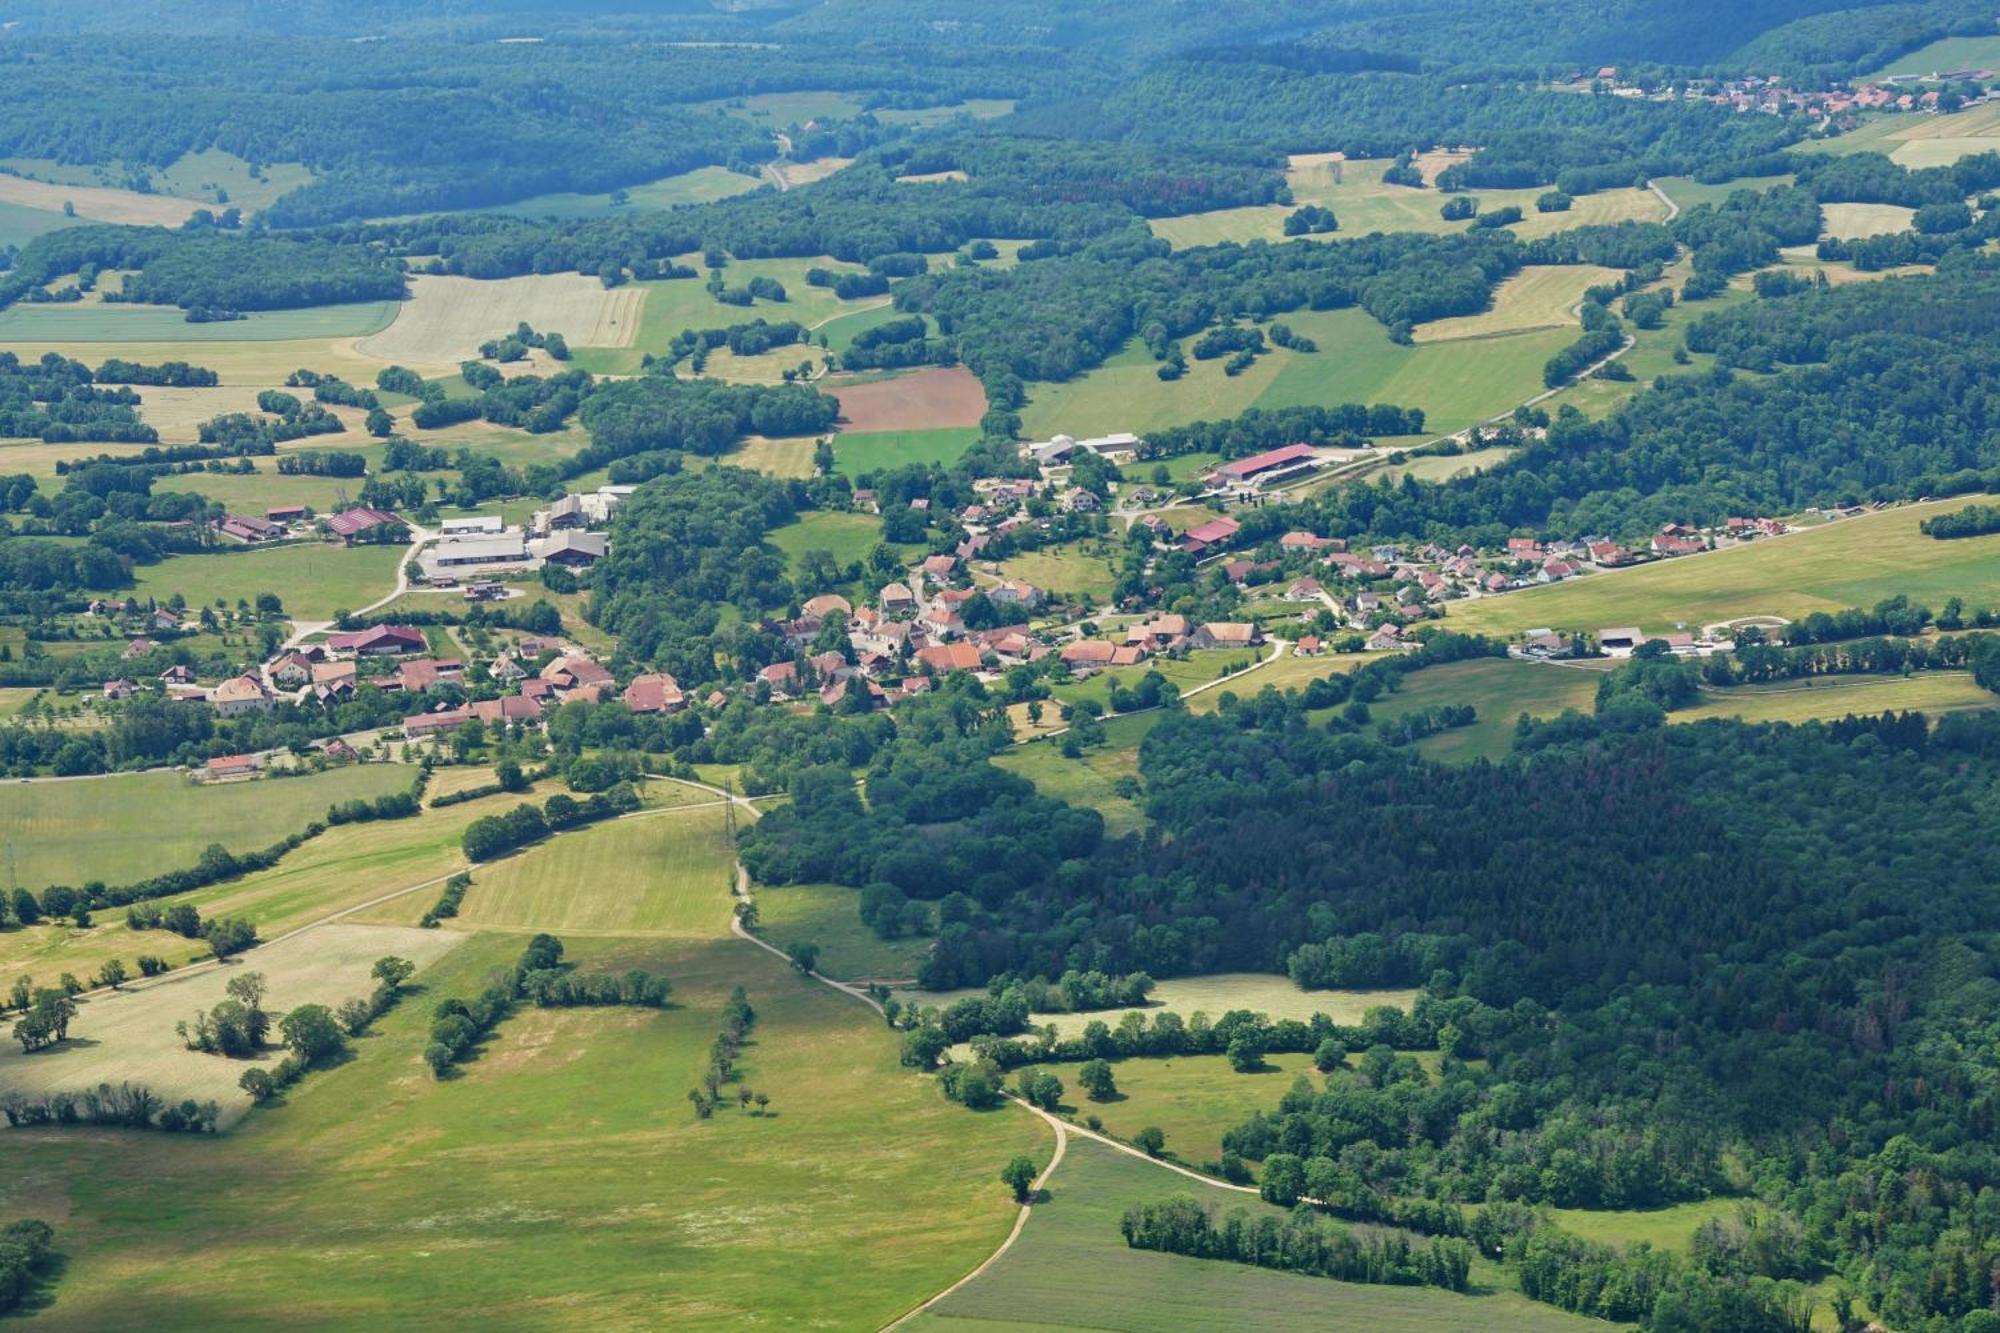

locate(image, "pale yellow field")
[[1820, 202, 1916, 240], [1681, 671, 1998, 725], [356, 273, 644, 370], [0, 339, 390, 387], [727, 434, 819, 477], [702, 345, 825, 386], [1415, 265, 1616, 342], [0, 171, 201, 227], [131, 385, 371, 442], [0, 922, 466, 1126], [1149, 153, 1668, 249], [0, 438, 158, 476], [896, 170, 969, 184], [1881, 101, 2000, 167], [765, 157, 855, 190]]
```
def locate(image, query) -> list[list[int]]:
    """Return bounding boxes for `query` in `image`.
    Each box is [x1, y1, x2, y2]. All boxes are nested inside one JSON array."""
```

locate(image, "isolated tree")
[[95, 959, 128, 990], [1134, 1125, 1166, 1158], [788, 941, 819, 975], [1002, 1154, 1038, 1203], [279, 1004, 346, 1065], [1078, 1058, 1118, 1101], [738, 1087, 753, 1110], [753, 1091, 769, 1115], [1227, 1030, 1267, 1073], [371, 956, 415, 991]]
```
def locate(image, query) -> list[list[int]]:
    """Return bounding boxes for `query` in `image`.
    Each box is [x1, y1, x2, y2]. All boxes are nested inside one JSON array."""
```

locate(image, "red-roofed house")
[[328, 625, 427, 656], [917, 642, 983, 674], [623, 673, 685, 714], [1209, 443, 1319, 487], [326, 506, 407, 543]]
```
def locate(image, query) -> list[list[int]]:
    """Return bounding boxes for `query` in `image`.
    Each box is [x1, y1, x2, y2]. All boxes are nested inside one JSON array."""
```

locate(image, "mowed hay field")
[[1820, 202, 1916, 240], [406, 806, 737, 937], [3, 931, 1047, 1329], [132, 542, 405, 622], [1361, 658, 1608, 761], [914, 1136, 1602, 1333], [1679, 672, 1999, 726], [0, 300, 398, 345], [832, 365, 989, 432], [0, 171, 202, 227], [0, 764, 414, 890], [356, 273, 644, 370], [750, 882, 935, 981], [1444, 500, 2000, 639], [1018, 307, 1573, 439], [1148, 153, 1667, 249], [0, 922, 465, 1126], [916, 973, 1417, 1045], [1414, 265, 1618, 342], [1807, 103, 2000, 169]]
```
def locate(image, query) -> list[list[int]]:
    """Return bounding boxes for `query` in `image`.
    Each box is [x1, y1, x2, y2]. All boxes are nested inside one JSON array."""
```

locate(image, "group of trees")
[[459, 781, 641, 861], [426, 934, 668, 1077], [0, 1218, 56, 1314], [0, 352, 157, 445], [1120, 1196, 1473, 1292], [690, 986, 761, 1120]]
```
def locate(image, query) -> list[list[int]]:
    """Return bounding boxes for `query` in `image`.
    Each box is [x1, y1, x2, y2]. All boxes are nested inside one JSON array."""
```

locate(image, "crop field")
[[355, 273, 642, 370], [914, 1136, 1600, 1333], [1678, 671, 1998, 726], [769, 509, 893, 570], [0, 300, 398, 346], [0, 150, 314, 215], [1414, 266, 1618, 342], [130, 384, 367, 444], [764, 156, 856, 190], [712, 432, 817, 477], [1443, 499, 2000, 640], [0, 336, 392, 387], [1862, 35, 2000, 80], [1362, 658, 1607, 761], [568, 256, 876, 375], [750, 882, 934, 981], [996, 712, 1162, 835], [424, 806, 737, 937], [835, 425, 980, 474], [832, 365, 989, 432], [0, 764, 412, 892], [1807, 103, 2000, 167], [0, 170, 201, 227], [0, 438, 160, 477], [1820, 202, 1916, 239], [1147, 153, 1667, 250], [0, 922, 465, 1127], [4, 931, 1046, 1330], [133, 541, 404, 622], [1018, 307, 1575, 440]]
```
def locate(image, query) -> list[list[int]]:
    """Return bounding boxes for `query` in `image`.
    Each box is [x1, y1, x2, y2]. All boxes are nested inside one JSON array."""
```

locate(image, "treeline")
[[1, 226, 407, 313], [1921, 502, 2000, 540], [459, 781, 641, 861], [1120, 1196, 1473, 1293], [1135, 403, 1426, 463], [425, 933, 668, 1075]]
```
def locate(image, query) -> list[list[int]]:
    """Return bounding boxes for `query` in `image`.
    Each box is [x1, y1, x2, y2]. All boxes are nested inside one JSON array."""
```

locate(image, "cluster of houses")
[[415, 515, 607, 583], [1576, 67, 1994, 128], [206, 504, 409, 548]]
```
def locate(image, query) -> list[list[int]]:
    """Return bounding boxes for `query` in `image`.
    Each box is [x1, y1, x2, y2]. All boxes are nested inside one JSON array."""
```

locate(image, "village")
[[1574, 62, 1998, 130]]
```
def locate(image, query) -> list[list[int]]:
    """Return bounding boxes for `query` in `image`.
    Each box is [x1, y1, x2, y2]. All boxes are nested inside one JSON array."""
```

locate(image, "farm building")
[[328, 625, 426, 656], [439, 515, 505, 536], [210, 674, 273, 717], [623, 673, 686, 714], [1192, 622, 1263, 650], [1176, 516, 1242, 556], [326, 506, 407, 543], [533, 532, 608, 568], [430, 532, 531, 570], [1208, 443, 1321, 490], [217, 513, 281, 544]]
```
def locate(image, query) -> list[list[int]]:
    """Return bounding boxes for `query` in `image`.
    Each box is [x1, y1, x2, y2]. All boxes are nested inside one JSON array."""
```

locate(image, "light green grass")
[[996, 712, 1162, 835], [1861, 35, 2000, 80], [0, 198, 83, 249], [836, 426, 979, 475], [133, 542, 405, 622], [1679, 671, 1998, 725], [769, 509, 891, 570], [1540, 281, 1751, 420], [0, 764, 411, 891], [751, 882, 935, 980], [0, 301, 398, 342], [482, 166, 763, 220], [916, 1135, 1603, 1333], [816, 300, 904, 353], [1548, 1199, 1741, 1254], [441, 807, 737, 937], [1184, 648, 1386, 714], [1020, 1052, 1318, 1168], [3, 930, 1047, 1330], [1652, 175, 1794, 213], [1020, 307, 1573, 440], [1360, 658, 1607, 761], [1805, 103, 2000, 167], [1443, 499, 2000, 639], [152, 469, 361, 516], [1053, 651, 1250, 712], [999, 543, 1121, 602]]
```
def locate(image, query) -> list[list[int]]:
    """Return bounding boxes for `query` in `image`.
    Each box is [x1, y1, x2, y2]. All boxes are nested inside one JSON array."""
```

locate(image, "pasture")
[[1362, 658, 1606, 761], [998, 543, 1120, 602], [1182, 646, 1388, 713], [1414, 266, 1617, 342], [914, 1136, 1600, 1333], [769, 509, 893, 570], [1146, 153, 1667, 250], [1052, 650, 1252, 713], [1652, 174, 1794, 213], [1018, 306, 1574, 440], [0, 198, 83, 250], [723, 434, 819, 478], [996, 712, 1163, 836], [1807, 103, 2000, 168], [132, 542, 405, 622], [835, 426, 980, 474], [1006, 1051, 1318, 1168], [420, 806, 737, 937], [480, 165, 762, 220], [832, 365, 989, 433], [0, 336, 392, 387], [1861, 35, 2000, 81], [2, 931, 1046, 1330], [0, 300, 398, 345], [1442, 499, 2000, 640], [916, 973, 1417, 1046], [0, 150, 314, 215], [0, 171, 198, 228], [1678, 672, 1998, 726], [355, 273, 642, 370], [0, 922, 465, 1127], [0, 764, 413, 891], [750, 882, 934, 981]]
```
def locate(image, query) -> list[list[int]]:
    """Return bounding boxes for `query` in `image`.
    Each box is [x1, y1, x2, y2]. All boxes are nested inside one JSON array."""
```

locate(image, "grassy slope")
[[0, 302, 397, 343], [132, 542, 405, 623], [1442, 499, 2000, 639], [0, 764, 411, 890], [769, 509, 891, 570], [1364, 658, 1607, 761], [1861, 34, 2000, 79], [996, 712, 1162, 836], [836, 426, 980, 475], [4, 929, 1047, 1330], [916, 1136, 1604, 1333], [751, 882, 935, 981], [1679, 671, 1998, 725]]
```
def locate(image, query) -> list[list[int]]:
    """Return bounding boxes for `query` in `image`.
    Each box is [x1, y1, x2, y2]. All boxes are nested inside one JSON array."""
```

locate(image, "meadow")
[[1441, 500, 2000, 639], [356, 273, 644, 370], [132, 542, 406, 622], [1861, 35, 2000, 80], [1413, 265, 1618, 342], [835, 426, 980, 475], [1651, 174, 1793, 213], [0, 149, 314, 215], [1819, 202, 1916, 239], [1146, 153, 1666, 250], [465, 165, 762, 221], [1678, 671, 1997, 725], [0, 198, 83, 250], [998, 543, 1121, 602], [1017, 307, 1575, 440], [0, 300, 398, 344], [750, 881, 934, 981], [1051, 650, 1253, 713], [1362, 657, 1607, 761], [1804, 103, 2000, 168], [2, 930, 1047, 1330], [913, 1136, 1601, 1333], [0, 171, 198, 228], [0, 764, 412, 891], [768, 509, 895, 571], [996, 712, 1162, 836]]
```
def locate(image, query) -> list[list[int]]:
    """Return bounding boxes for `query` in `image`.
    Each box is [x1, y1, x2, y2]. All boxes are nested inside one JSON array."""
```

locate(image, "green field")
[[1540, 282, 1750, 420], [835, 426, 980, 475], [0, 764, 412, 891], [0, 197, 84, 249], [1364, 658, 1607, 760], [915, 1136, 1602, 1332], [1011, 1051, 1319, 1168], [769, 509, 893, 571], [1445, 500, 2000, 640], [751, 881, 935, 980], [436, 807, 738, 936], [1860, 35, 2000, 80], [816, 300, 905, 353], [0, 300, 398, 343], [1, 150, 315, 215], [133, 542, 405, 622], [999, 543, 1121, 602], [997, 712, 1162, 835], [1651, 174, 1794, 214], [1802, 103, 2000, 167], [1052, 650, 1251, 713], [4, 929, 1047, 1330], [1018, 307, 1574, 440], [1679, 671, 1998, 725], [480, 165, 762, 220]]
